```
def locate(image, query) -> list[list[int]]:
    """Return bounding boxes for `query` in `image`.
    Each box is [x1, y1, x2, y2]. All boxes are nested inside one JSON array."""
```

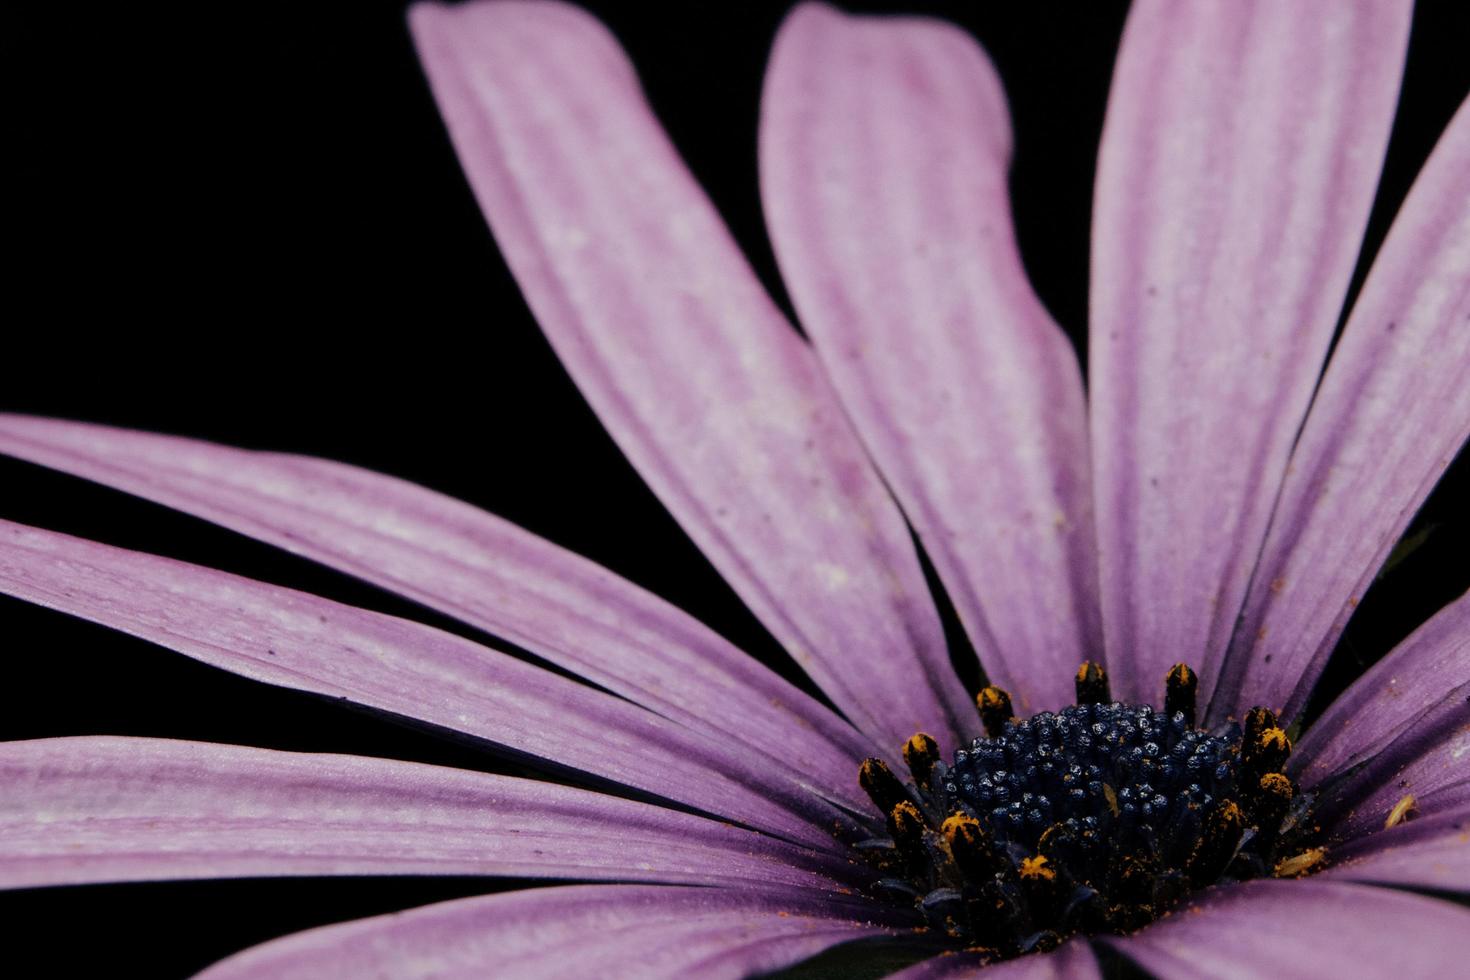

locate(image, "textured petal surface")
[[1323, 803, 1470, 894], [196, 883, 905, 980], [0, 737, 846, 891], [0, 415, 873, 804], [409, 0, 975, 751], [1294, 589, 1470, 782], [1216, 96, 1470, 721], [759, 4, 1097, 712], [1317, 709, 1470, 844], [1090, 1, 1412, 704], [1289, 592, 1470, 839], [0, 519, 851, 851], [887, 939, 1099, 979], [1106, 879, 1470, 978]]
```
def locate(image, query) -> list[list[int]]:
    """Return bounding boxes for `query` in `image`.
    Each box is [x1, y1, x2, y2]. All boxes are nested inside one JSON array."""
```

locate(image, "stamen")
[[1074, 661, 1110, 705], [1244, 724, 1291, 777], [1249, 772, 1294, 843], [1164, 663, 1197, 727], [859, 758, 909, 816], [976, 686, 1014, 737], [1242, 706, 1278, 747], [942, 812, 1000, 880], [903, 732, 941, 789], [1189, 800, 1245, 886], [887, 801, 928, 867]]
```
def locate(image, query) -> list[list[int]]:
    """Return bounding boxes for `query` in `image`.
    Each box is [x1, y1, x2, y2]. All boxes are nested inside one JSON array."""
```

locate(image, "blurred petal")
[[759, 4, 1097, 711], [0, 415, 872, 803], [0, 519, 847, 851], [0, 737, 848, 891], [196, 883, 905, 980], [1090, 0, 1411, 703], [1323, 803, 1470, 894], [888, 938, 1099, 979], [409, 0, 976, 751], [1217, 96, 1470, 721], [1105, 879, 1470, 978]]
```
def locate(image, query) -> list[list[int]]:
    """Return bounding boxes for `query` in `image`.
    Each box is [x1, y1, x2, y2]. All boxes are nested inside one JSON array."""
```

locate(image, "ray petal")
[[0, 519, 848, 850], [407, 0, 976, 751], [0, 415, 873, 798], [1323, 803, 1470, 894], [758, 4, 1098, 711], [0, 736, 851, 891], [195, 883, 907, 980], [1090, 0, 1412, 703], [887, 938, 1099, 979], [1215, 96, 1470, 721], [1105, 879, 1470, 978]]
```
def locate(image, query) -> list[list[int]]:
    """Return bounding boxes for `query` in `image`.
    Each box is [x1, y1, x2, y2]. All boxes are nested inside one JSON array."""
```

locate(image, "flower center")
[[855, 662, 1322, 959]]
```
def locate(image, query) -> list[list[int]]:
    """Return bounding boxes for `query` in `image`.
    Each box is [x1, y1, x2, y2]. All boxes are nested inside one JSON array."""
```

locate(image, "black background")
[[5, 1, 1468, 975]]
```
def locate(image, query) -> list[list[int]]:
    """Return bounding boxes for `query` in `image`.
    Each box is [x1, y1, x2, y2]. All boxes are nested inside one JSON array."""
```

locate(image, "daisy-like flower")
[[3, 0, 1469, 976]]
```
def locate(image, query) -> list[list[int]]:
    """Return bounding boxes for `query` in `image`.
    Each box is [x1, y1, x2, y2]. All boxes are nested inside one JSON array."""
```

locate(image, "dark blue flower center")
[[946, 702, 1237, 870], [855, 662, 1321, 960]]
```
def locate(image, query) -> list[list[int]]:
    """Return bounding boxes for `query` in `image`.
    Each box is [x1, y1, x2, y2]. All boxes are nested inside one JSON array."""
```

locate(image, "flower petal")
[[1293, 589, 1470, 784], [0, 519, 848, 851], [0, 415, 872, 804], [1285, 591, 1470, 839], [1316, 707, 1470, 844], [758, 5, 1098, 712], [195, 883, 905, 980], [1105, 879, 1470, 978], [0, 736, 849, 892], [1323, 803, 1470, 894], [1215, 96, 1470, 721], [887, 938, 1099, 979], [408, 0, 975, 751], [1089, 1, 1412, 704]]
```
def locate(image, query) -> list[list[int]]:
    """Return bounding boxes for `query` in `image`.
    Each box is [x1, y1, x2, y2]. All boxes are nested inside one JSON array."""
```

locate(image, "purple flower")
[[3, 0, 1468, 976]]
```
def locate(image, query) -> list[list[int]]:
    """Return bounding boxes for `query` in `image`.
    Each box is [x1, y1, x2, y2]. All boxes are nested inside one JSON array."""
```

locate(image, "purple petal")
[[195, 883, 905, 980], [1215, 96, 1470, 721], [0, 519, 848, 851], [887, 939, 1099, 979], [408, 0, 976, 752], [1089, 1, 1412, 705], [1286, 592, 1470, 838], [0, 415, 873, 804], [1294, 589, 1470, 782], [1105, 879, 1470, 978], [1315, 696, 1470, 843], [1323, 803, 1470, 893], [0, 736, 853, 891], [758, 5, 1098, 712]]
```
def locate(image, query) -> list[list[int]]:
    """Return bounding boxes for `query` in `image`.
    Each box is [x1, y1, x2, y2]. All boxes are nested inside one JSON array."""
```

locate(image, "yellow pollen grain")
[[1385, 794, 1418, 829], [1259, 772, 1293, 798], [1019, 855, 1055, 881], [942, 812, 980, 840], [1258, 727, 1290, 752], [904, 732, 937, 765], [1274, 847, 1326, 878], [978, 687, 1005, 710], [1103, 783, 1120, 817]]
